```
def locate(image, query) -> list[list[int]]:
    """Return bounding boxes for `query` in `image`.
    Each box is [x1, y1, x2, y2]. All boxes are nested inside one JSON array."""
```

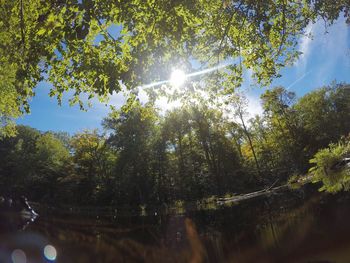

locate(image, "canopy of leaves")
[[1, 0, 349, 136]]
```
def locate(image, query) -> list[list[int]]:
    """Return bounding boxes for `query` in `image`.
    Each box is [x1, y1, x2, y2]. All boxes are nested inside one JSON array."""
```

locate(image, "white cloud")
[[297, 22, 315, 68], [246, 95, 263, 118], [107, 91, 126, 108]]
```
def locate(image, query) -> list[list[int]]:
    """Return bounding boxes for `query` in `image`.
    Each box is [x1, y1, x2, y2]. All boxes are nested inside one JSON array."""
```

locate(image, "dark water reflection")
[[1, 187, 350, 263]]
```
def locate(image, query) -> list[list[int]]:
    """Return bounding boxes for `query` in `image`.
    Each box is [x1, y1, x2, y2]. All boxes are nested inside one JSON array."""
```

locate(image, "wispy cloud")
[[314, 17, 349, 84], [287, 70, 312, 90], [295, 17, 349, 74]]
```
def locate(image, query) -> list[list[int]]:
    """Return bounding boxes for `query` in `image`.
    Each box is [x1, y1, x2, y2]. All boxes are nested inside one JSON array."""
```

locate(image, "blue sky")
[[17, 17, 350, 134], [245, 17, 350, 116]]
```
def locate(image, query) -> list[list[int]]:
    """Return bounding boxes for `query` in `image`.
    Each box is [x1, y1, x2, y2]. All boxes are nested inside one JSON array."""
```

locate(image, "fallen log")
[[217, 183, 290, 205]]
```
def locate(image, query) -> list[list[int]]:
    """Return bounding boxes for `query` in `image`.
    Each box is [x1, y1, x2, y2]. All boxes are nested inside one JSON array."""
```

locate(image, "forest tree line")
[[0, 83, 349, 207]]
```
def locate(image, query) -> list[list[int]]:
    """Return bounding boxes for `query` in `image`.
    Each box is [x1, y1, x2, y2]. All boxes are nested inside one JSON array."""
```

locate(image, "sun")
[[169, 69, 187, 88]]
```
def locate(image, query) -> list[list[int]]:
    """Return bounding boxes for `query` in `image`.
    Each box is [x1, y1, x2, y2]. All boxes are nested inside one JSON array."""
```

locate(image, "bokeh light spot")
[[44, 245, 57, 261], [11, 249, 26, 263]]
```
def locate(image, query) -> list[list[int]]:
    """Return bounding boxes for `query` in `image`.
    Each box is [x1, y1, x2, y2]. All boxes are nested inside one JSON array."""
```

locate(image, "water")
[[1, 187, 350, 263]]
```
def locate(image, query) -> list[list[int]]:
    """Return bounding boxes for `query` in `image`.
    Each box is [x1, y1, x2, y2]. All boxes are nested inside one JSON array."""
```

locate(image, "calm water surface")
[[1, 187, 350, 263]]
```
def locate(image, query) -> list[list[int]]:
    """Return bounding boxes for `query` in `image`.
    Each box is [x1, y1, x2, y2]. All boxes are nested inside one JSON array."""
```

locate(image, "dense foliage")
[[309, 137, 350, 193], [1, 0, 350, 136], [0, 83, 349, 207]]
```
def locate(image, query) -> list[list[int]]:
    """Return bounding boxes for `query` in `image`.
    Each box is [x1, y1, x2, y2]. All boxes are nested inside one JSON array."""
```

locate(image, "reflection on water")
[[1, 187, 350, 262]]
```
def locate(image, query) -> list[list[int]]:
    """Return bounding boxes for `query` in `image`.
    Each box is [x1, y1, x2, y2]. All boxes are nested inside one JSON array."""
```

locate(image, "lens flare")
[[140, 63, 229, 89]]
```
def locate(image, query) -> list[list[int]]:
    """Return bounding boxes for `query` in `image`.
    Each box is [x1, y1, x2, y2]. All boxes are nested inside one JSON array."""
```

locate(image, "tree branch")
[[20, 0, 25, 50], [276, 0, 287, 59]]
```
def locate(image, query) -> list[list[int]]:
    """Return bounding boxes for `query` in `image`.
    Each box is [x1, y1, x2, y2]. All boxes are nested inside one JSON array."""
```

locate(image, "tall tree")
[[229, 94, 262, 182], [70, 130, 115, 204], [103, 102, 158, 205], [31, 132, 70, 200]]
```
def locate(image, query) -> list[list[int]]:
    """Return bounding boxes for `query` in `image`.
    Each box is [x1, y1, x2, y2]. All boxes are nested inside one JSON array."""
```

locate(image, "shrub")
[[309, 137, 350, 193]]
